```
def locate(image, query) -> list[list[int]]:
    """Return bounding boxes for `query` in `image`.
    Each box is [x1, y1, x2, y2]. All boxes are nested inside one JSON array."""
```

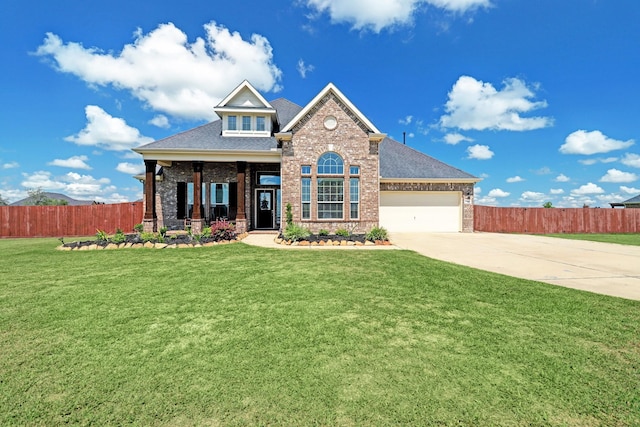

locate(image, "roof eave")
[[132, 148, 282, 163], [380, 177, 481, 184]]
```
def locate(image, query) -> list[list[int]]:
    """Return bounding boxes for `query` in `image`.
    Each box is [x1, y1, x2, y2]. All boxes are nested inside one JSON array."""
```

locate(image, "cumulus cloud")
[[2, 161, 19, 169], [571, 182, 604, 195], [549, 188, 564, 194], [599, 168, 638, 183], [520, 191, 546, 203], [65, 106, 153, 151], [444, 132, 473, 145], [439, 76, 552, 131], [399, 115, 413, 125], [555, 174, 570, 182], [466, 144, 493, 160], [20, 170, 127, 202], [621, 153, 640, 168], [578, 156, 617, 165], [149, 114, 170, 129], [620, 186, 640, 195], [506, 175, 524, 183], [304, 0, 491, 32], [35, 22, 282, 121], [559, 130, 634, 155], [116, 162, 145, 175], [48, 155, 91, 170], [487, 188, 509, 197], [297, 59, 315, 78]]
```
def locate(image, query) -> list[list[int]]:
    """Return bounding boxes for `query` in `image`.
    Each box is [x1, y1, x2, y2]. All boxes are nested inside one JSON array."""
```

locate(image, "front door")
[[256, 189, 275, 229]]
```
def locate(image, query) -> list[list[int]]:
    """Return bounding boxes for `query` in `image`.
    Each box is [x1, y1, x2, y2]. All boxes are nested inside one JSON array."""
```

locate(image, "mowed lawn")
[[1, 239, 639, 426], [546, 233, 640, 246]]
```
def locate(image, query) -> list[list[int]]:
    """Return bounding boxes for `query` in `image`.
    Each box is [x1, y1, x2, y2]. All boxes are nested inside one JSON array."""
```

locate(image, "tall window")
[[256, 116, 266, 131], [228, 116, 237, 131], [350, 178, 359, 219], [317, 178, 344, 219], [301, 178, 311, 219], [210, 183, 229, 219], [242, 116, 251, 131]]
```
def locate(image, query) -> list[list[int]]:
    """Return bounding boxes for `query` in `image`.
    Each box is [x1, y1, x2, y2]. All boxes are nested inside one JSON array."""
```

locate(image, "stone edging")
[[274, 237, 391, 247], [56, 233, 248, 251]]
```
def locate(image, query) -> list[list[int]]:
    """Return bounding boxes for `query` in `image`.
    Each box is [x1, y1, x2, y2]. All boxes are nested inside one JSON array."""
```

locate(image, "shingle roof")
[[379, 138, 478, 181], [611, 193, 640, 207], [136, 98, 303, 152]]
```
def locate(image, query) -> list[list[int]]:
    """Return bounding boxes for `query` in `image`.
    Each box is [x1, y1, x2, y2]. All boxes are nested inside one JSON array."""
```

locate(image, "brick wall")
[[281, 93, 379, 234]]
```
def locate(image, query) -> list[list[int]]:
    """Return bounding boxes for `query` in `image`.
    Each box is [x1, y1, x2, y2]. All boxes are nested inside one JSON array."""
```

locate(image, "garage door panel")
[[380, 191, 461, 232]]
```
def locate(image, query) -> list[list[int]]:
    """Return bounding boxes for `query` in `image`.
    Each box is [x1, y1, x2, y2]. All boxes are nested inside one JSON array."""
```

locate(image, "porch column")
[[236, 161, 247, 234], [143, 159, 157, 232], [191, 161, 204, 234]]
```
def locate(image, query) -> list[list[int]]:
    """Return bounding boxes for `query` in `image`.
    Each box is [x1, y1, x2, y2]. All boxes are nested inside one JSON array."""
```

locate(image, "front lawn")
[[1, 238, 639, 425], [546, 233, 640, 246]]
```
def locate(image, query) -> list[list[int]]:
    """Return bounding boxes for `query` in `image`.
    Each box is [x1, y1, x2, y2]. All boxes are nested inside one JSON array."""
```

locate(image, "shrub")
[[95, 229, 108, 243], [210, 220, 236, 241], [159, 226, 167, 236], [335, 228, 350, 237], [318, 229, 329, 236], [201, 227, 212, 238], [140, 232, 155, 243], [111, 229, 126, 244], [366, 226, 389, 242], [283, 224, 311, 242], [285, 203, 293, 227], [133, 223, 144, 233]]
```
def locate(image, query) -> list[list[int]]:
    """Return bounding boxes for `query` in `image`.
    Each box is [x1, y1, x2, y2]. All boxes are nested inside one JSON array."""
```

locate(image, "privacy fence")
[[0, 202, 143, 238], [474, 205, 640, 234]]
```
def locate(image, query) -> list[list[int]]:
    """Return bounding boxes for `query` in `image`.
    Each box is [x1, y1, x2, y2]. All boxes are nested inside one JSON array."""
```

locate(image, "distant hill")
[[10, 192, 95, 206]]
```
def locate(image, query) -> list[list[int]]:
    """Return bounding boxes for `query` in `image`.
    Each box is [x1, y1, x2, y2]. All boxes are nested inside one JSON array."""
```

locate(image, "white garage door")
[[380, 191, 461, 232]]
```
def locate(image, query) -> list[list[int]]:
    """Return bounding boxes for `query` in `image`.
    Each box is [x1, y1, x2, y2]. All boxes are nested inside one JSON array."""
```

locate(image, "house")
[[610, 194, 640, 208], [133, 81, 480, 234]]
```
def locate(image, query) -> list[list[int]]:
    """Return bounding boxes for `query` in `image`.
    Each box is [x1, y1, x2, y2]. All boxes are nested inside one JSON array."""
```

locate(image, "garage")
[[379, 191, 462, 232]]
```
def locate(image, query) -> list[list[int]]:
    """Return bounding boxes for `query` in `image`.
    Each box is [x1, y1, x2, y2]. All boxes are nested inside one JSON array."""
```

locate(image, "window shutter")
[[177, 182, 186, 219], [229, 182, 238, 220]]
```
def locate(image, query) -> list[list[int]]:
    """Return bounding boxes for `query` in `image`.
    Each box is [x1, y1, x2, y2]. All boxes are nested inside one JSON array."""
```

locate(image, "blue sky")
[[1, 0, 639, 206]]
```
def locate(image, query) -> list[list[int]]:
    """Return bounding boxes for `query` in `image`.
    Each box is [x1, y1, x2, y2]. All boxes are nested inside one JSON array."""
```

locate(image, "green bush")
[[133, 223, 144, 233], [159, 226, 167, 236], [201, 227, 212, 238], [335, 228, 350, 237], [95, 229, 108, 243], [285, 203, 293, 227], [140, 232, 155, 243], [318, 229, 329, 236], [283, 224, 311, 242], [111, 229, 126, 244], [366, 226, 389, 242]]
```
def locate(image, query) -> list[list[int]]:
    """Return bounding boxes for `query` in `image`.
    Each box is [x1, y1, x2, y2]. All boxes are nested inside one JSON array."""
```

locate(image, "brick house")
[[134, 81, 479, 234]]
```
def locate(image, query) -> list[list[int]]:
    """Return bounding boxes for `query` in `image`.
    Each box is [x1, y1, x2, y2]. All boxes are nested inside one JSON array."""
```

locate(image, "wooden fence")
[[474, 205, 640, 234], [0, 202, 143, 238]]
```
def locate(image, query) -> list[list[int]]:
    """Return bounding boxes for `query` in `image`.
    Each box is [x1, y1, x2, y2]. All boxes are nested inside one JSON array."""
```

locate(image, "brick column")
[[191, 161, 204, 234], [235, 161, 247, 234], [143, 160, 157, 232]]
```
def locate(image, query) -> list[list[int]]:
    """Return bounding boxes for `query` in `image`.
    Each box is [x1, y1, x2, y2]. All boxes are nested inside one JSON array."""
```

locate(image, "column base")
[[235, 218, 247, 234], [190, 219, 204, 235], [143, 218, 157, 233]]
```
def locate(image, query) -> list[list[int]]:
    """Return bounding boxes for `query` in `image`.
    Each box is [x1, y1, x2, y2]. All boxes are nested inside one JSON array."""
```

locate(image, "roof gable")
[[281, 83, 381, 134], [215, 80, 273, 109]]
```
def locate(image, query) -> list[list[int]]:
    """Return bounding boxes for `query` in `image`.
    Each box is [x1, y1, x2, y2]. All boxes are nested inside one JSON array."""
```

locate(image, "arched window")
[[317, 152, 344, 175]]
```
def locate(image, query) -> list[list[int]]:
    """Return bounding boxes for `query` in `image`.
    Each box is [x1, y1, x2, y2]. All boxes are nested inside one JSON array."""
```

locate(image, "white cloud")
[[48, 155, 91, 170], [2, 161, 19, 169], [35, 22, 282, 121], [506, 175, 524, 183], [559, 130, 634, 155], [549, 188, 564, 195], [304, 0, 491, 32], [444, 132, 474, 145], [399, 115, 413, 125], [466, 144, 494, 160], [599, 168, 638, 183], [487, 188, 509, 197], [149, 114, 170, 129], [20, 170, 127, 202], [578, 156, 617, 165], [439, 76, 552, 131], [296, 59, 315, 78], [116, 162, 145, 175], [474, 186, 482, 194], [520, 191, 546, 203], [555, 173, 570, 182], [65, 105, 153, 151], [621, 153, 640, 168], [620, 186, 640, 195], [571, 182, 605, 195]]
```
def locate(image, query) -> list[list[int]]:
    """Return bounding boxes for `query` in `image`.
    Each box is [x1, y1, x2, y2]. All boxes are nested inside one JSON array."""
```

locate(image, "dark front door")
[[256, 189, 275, 229]]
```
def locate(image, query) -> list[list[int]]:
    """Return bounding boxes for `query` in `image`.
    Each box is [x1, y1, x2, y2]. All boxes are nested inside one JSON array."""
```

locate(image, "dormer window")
[[228, 116, 237, 131], [256, 116, 266, 131], [215, 81, 277, 137], [242, 116, 251, 131]]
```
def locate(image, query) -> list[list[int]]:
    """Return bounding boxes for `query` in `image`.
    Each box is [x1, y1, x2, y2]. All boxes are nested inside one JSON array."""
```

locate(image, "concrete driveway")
[[391, 232, 640, 301]]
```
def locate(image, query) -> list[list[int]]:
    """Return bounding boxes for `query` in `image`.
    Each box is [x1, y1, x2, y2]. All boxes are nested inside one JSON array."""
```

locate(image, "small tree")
[[542, 201, 553, 208], [26, 188, 68, 205]]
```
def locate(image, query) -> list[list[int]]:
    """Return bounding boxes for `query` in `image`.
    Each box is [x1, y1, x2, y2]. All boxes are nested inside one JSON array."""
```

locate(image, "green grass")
[[1, 238, 639, 426], [546, 233, 640, 246]]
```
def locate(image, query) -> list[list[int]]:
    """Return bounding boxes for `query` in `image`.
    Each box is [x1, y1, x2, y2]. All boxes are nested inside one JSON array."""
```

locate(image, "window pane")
[[317, 152, 344, 175], [301, 178, 311, 202], [302, 204, 310, 219], [242, 116, 251, 131], [256, 116, 265, 131], [301, 165, 311, 175], [350, 203, 359, 219], [258, 174, 281, 185], [317, 178, 343, 219], [350, 165, 360, 175], [228, 116, 237, 130]]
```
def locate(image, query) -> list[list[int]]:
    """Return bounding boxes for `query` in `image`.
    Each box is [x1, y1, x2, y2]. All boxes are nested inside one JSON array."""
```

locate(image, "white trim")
[[133, 148, 282, 163], [380, 177, 481, 184], [216, 80, 273, 109], [281, 83, 381, 134]]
